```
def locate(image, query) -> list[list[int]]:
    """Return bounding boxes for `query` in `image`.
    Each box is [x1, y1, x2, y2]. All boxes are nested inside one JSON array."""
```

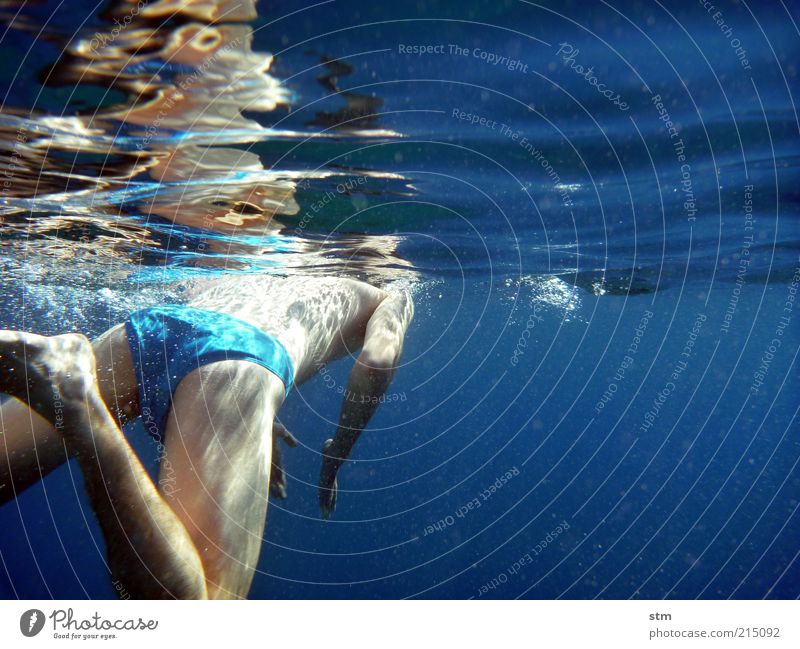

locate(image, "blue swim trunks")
[[125, 305, 294, 442]]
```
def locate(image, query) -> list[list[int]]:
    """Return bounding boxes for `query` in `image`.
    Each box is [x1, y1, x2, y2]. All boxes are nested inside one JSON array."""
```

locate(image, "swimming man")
[[0, 274, 413, 599]]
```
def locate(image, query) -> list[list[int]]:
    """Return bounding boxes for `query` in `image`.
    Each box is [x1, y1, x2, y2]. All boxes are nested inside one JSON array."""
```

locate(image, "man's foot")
[[0, 330, 97, 426]]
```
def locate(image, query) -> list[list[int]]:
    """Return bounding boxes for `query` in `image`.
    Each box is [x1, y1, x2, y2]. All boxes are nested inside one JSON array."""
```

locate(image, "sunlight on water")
[[0, 0, 413, 292]]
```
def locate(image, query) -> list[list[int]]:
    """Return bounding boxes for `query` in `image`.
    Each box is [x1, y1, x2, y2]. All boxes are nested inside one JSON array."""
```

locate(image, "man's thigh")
[[157, 360, 282, 599]]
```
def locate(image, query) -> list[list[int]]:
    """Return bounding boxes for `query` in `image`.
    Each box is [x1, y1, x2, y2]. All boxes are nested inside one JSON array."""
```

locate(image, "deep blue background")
[[0, 0, 798, 598]]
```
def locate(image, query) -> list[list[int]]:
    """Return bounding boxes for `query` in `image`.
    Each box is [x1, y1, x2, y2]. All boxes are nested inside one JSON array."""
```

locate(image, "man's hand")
[[270, 422, 297, 499], [319, 438, 339, 519]]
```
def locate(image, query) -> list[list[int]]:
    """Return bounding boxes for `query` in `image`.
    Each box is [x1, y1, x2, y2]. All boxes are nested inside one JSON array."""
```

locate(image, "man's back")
[[187, 275, 388, 382]]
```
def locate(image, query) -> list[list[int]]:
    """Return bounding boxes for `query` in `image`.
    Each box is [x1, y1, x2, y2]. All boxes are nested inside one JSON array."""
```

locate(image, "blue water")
[[0, 0, 798, 599]]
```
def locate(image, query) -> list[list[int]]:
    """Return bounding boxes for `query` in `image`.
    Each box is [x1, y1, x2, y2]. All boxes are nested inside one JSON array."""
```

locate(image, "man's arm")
[[319, 289, 414, 518]]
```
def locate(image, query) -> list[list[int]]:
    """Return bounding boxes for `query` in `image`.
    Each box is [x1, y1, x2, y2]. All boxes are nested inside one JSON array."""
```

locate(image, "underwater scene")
[[0, 0, 798, 600]]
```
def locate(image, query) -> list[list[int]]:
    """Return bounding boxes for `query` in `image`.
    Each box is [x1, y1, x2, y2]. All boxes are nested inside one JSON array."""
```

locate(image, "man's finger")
[[270, 480, 288, 499], [274, 422, 298, 447], [270, 432, 290, 498]]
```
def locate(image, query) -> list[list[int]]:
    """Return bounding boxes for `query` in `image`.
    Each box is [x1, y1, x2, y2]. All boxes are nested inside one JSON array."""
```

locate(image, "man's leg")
[[0, 330, 207, 598], [157, 360, 284, 599], [0, 324, 136, 505], [319, 289, 414, 517], [0, 397, 69, 504]]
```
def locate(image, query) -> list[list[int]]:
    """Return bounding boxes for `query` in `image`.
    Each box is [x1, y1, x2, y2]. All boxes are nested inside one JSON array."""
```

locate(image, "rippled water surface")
[[0, 0, 798, 599]]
